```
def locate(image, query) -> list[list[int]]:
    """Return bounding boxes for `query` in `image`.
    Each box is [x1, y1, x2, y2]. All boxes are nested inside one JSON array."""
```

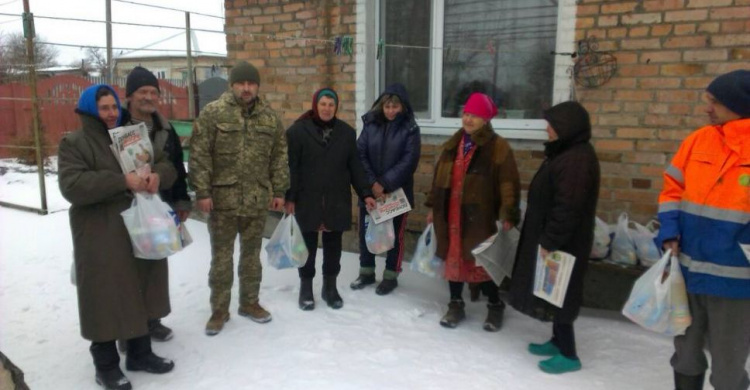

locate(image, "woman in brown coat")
[[58, 84, 177, 390], [425, 93, 521, 331]]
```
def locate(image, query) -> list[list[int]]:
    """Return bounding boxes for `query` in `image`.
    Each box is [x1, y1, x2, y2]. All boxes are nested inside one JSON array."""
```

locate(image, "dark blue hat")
[[706, 70, 750, 118]]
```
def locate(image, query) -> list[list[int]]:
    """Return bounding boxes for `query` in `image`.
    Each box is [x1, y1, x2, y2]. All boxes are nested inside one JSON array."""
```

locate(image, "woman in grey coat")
[[58, 84, 177, 390]]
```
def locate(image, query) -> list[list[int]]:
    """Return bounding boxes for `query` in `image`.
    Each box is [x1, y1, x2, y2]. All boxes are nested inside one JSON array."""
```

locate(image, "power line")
[[0, 12, 509, 55], [112, 0, 224, 20], [35, 41, 226, 56], [0, 12, 224, 34], [0, 0, 19, 7]]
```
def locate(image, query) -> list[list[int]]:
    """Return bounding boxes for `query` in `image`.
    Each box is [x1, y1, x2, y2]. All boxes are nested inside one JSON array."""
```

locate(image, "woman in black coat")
[[285, 88, 376, 311], [509, 101, 600, 374]]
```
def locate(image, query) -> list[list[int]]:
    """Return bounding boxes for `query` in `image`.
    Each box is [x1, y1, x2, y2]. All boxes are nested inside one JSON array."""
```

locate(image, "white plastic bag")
[[365, 215, 395, 255], [121, 193, 183, 260], [471, 222, 519, 284], [265, 214, 308, 269], [590, 216, 611, 259], [622, 249, 692, 335], [410, 223, 443, 278], [611, 212, 637, 266], [632, 221, 660, 267]]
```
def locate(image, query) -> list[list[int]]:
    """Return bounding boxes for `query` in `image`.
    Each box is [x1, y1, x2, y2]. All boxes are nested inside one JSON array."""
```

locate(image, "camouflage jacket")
[[189, 91, 289, 216]]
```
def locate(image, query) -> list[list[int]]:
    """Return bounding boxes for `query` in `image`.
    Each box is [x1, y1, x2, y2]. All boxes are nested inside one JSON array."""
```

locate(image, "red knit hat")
[[463, 92, 498, 122]]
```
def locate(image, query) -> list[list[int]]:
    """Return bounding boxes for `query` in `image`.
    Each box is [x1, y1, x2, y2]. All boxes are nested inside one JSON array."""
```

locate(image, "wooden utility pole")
[[106, 0, 113, 83], [185, 12, 195, 119], [22, 0, 47, 214]]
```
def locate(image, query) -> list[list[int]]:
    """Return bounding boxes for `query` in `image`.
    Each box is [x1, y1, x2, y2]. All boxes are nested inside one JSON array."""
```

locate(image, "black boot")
[[125, 335, 174, 374], [376, 278, 398, 296], [439, 299, 466, 328], [350, 274, 376, 290], [674, 371, 705, 390], [321, 275, 343, 309], [148, 319, 174, 341], [299, 277, 315, 311], [483, 302, 505, 332], [95, 367, 132, 390], [91, 342, 131, 390]]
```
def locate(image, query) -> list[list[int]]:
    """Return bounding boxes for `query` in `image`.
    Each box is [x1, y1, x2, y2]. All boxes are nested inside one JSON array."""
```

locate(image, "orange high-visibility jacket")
[[656, 118, 750, 299]]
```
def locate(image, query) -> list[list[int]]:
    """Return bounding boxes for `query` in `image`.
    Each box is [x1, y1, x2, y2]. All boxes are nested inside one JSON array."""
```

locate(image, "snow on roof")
[[37, 66, 81, 72]]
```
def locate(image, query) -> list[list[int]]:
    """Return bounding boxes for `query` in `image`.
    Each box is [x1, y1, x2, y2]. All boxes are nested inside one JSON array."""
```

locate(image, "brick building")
[[223, 0, 750, 231]]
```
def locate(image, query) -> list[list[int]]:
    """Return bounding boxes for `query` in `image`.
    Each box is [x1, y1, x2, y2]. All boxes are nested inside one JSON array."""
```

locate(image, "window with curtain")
[[380, 0, 560, 123]]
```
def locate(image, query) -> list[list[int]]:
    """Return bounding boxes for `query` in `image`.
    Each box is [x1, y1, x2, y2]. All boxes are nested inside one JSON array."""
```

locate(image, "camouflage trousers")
[[208, 212, 265, 313]]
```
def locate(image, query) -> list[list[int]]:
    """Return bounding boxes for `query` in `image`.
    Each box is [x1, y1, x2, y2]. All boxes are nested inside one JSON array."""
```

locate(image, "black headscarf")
[[542, 101, 592, 158]]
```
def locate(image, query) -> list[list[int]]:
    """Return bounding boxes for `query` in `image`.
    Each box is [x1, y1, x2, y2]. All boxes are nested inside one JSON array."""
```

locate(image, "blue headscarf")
[[76, 84, 122, 127]]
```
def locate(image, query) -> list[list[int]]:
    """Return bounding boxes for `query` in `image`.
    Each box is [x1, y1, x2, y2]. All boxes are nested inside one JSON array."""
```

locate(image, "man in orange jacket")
[[656, 69, 750, 390]]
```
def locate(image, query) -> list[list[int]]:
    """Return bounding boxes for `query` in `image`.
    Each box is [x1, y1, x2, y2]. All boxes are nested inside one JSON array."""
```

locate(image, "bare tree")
[[69, 47, 107, 76], [85, 47, 108, 77], [0, 32, 59, 81]]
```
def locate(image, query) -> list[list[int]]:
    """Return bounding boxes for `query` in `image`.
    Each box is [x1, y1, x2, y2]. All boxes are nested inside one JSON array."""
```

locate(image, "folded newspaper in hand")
[[368, 187, 412, 224], [108, 122, 153, 177], [533, 247, 576, 308], [471, 222, 519, 285]]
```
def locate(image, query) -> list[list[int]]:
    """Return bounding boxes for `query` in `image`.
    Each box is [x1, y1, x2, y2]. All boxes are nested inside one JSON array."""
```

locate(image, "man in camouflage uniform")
[[189, 61, 289, 336]]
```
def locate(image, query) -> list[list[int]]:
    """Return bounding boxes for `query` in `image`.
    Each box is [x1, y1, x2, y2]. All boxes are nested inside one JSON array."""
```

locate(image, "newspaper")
[[368, 187, 412, 224], [108, 122, 153, 177], [471, 222, 519, 284], [533, 246, 576, 308]]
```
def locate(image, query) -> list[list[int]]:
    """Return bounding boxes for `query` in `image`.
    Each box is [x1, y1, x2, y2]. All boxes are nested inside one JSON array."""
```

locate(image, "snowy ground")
[[0, 158, 729, 390]]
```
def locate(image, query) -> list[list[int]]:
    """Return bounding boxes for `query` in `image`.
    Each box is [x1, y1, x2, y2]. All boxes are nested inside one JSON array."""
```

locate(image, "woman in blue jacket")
[[350, 83, 421, 295]]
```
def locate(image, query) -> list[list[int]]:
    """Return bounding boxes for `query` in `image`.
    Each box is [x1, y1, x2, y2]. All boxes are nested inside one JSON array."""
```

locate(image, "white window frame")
[[356, 0, 577, 140]]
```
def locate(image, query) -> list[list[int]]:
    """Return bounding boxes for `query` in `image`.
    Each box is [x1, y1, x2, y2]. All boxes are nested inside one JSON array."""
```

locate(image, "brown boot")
[[439, 299, 466, 328], [238, 302, 272, 323], [205, 311, 230, 336]]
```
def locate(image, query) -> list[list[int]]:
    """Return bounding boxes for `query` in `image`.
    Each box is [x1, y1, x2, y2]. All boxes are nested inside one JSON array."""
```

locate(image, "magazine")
[[471, 222, 519, 284], [533, 246, 576, 308], [368, 187, 412, 224], [108, 122, 153, 177]]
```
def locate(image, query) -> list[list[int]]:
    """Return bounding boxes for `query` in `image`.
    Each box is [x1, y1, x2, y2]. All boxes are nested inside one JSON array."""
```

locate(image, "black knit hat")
[[230, 61, 260, 85], [706, 70, 750, 118], [125, 66, 160, 97]]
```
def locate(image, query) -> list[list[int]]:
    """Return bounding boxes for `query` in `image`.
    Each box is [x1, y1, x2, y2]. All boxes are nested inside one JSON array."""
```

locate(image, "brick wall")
[[224, 0, 750, 230], [575, 0, 750, 223], [224, 0, 358, 125]]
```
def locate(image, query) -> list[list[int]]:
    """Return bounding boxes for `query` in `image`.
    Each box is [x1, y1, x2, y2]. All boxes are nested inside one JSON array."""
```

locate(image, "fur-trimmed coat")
[[425, 124, 521, 262]]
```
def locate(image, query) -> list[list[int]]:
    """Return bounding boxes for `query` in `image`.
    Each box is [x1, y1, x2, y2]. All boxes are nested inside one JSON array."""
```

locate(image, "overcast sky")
[[0, 0, 226, 65]]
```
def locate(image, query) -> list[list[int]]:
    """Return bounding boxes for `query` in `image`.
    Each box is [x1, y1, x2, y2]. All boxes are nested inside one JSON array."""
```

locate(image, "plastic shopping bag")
[[471, 221, 519, 284], [364, 215, 395, 255], [409, 223, 444, 278], [611, 212, 637, 266], [590, 216, 611, 259], [265, 214, 308, 269], [632, 221, 660, 267], [121, 193, 183, 260], [622, 249, 692, 335]]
